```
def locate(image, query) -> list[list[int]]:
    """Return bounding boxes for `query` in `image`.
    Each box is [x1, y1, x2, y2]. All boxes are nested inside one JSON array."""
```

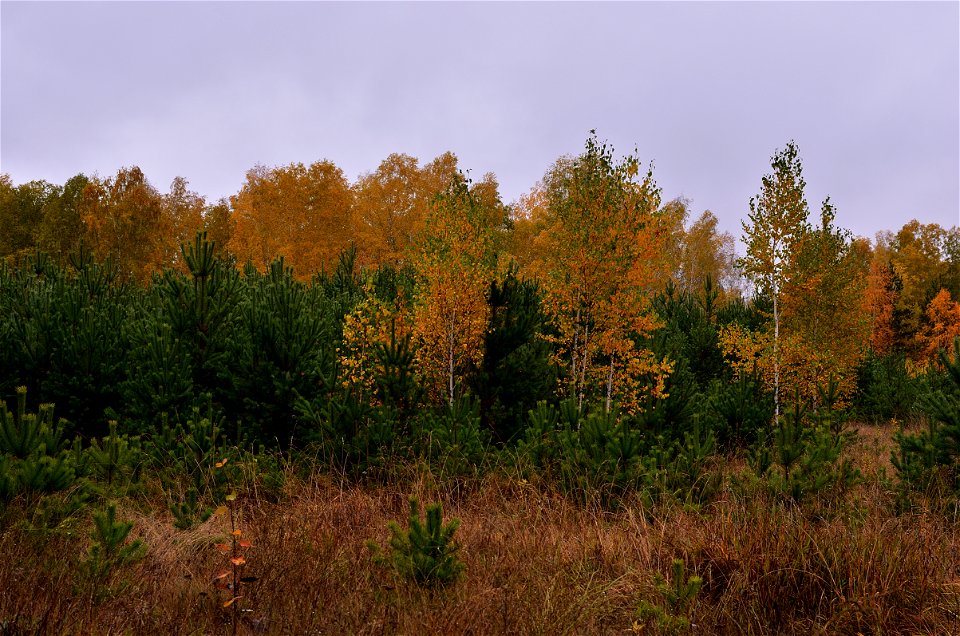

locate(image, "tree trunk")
[[773, 276, 780, 426]]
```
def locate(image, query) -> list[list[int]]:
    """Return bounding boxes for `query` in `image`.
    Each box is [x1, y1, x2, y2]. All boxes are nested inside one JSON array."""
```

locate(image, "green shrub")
[[893, 338, 960, 502], [0, 387, 77, 504], [520, 399, 722, 509], [413, 396, 488, 479], [80, 503, 147, 601], [750, 392, 859, 503], [369, 497, 464, 587], [636, 558, 702, 635], [855, 350, 922, 423], [699, 371, 774, 450]]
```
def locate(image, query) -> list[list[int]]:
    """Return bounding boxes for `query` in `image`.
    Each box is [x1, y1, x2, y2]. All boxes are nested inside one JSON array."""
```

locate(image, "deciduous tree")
[[412, 174, 499, 406], [678, 209, 739, 299], [37, 174, 89, 263], [915, 288, 960, 369], [79, 166, 168, 283], [527, 133, 671, 413], [228, 161, 353, 279], [739, 141, 809, 421], [0, 176, 57, 261], [352, 153, 459, 269]]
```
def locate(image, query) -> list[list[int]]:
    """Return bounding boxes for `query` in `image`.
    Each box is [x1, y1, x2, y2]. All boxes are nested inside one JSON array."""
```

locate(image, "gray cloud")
[[2, 1, 957, 246]]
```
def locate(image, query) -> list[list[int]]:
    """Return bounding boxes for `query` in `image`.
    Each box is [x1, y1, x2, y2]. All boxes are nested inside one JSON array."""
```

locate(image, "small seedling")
[[211, 458, 256, 636], [80, 503, 147, 602], [171, 486, 212, 530], [368, 496, 464, 587], [635, 558, 702, 634]]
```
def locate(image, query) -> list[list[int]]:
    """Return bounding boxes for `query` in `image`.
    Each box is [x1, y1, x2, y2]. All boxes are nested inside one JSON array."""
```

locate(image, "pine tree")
[[370, 497, 464, 587], [893, 337, 960, 494]]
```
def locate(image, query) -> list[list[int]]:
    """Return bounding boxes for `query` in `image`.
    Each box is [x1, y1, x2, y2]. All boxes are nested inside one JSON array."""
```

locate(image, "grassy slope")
[[1, 422, 959, 635]]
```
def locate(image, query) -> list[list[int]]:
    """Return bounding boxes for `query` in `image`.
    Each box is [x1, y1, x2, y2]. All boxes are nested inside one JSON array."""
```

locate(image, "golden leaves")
[[523, 135, 668, 409], [411, 175, 496, 405], [227, 161, 353, 279], [914, 288, 960, 370]]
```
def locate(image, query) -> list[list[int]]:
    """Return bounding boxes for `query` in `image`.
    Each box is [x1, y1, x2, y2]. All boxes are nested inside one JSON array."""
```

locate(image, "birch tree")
[[412, 174, 500, 406], [528, 133, 671, 413], [739, 141, 809, 422]]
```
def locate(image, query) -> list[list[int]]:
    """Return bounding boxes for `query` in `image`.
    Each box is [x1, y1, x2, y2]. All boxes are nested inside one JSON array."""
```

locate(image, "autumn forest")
[[2, 135, 960, 634]]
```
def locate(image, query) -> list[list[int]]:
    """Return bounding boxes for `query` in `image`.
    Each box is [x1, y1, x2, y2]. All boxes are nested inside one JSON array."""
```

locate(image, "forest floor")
[[2, 421, 959, 635]]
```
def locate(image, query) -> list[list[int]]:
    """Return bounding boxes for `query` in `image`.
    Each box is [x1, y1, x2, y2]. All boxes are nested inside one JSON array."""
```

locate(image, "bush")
[[893, 338, 960, 501], [855, 350, 922, 423], [369, 497, 464, 587]]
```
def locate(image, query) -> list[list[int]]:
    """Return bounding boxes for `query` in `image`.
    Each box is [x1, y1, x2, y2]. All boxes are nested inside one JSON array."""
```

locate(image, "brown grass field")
[[2, 422, 960, 635]]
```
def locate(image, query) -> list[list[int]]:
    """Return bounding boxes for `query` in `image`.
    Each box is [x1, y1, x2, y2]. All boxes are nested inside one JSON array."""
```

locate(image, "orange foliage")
[[719, 325, 860, 407], [863, 255, 897, 356], [352, 153, 459, 269], [79, 166, 170, 283], [228, 161, 353, 279], [679, 209, 739, 298], [162, 176, 206, 273], [526, 137, 671, 412], [914, 288, 960, 369], [412, 175, 497, 405]]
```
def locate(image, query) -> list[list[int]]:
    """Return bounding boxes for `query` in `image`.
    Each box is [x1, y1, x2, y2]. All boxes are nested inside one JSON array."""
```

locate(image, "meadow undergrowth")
[[1, 423, 959, 635]]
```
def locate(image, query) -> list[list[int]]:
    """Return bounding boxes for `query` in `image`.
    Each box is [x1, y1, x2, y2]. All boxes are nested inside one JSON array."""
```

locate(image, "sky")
[[1, 1, 958, 248]]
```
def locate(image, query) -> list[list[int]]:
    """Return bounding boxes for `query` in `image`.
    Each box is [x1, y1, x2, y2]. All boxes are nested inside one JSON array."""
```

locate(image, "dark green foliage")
[[295, 323, 416, 478], [86, 421, 142, 491], [651, 279, 726, 390], [0, 455, 16, 502], [153, 233, 242, 417], [471, 266, 557, 444], [0, 250, 129, 437], [0, 387, 65, 459], [0, 387, 77, 503], [636, 558, 703, 634], [372, 326, 422, 424], [559, 407, 646, 502], [14, 454, 76, 498], [750, 391, 859, 503], [170, 486, 212, 530], [520, 399, 721, 508], [369, 497, 464, 587], [297, 388, 399, 477], [231, 258, 337, 446], [413, 396, 488, 478], [637, 359, 700, 444], [716, 291, 772, 332], [81, 503, 147, 600], [142, 400, 239, 504], [855, 350, 921, 423], [893, 338, 960, 498], [698, 371, 774, 450], [652, 415, 723, 507], [122, 320, 194, 428]]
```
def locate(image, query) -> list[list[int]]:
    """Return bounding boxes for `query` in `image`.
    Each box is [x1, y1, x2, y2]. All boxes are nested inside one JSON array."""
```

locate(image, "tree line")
[[1, 134, 959, 437]]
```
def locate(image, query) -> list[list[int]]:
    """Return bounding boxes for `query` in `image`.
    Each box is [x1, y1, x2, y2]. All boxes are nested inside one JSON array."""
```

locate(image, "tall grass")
[[1, 424, 958, 635]]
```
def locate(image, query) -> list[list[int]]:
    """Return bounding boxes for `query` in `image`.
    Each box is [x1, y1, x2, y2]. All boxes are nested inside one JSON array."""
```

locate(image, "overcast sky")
[[2, 1, 957, 247]]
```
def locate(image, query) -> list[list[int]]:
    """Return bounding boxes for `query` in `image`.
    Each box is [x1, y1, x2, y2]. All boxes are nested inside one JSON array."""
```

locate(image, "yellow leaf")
[[225, 493, 237, 502], [213, 505, 228, 516], [231, 529, 242, 536], [223, 595, 242, 608]]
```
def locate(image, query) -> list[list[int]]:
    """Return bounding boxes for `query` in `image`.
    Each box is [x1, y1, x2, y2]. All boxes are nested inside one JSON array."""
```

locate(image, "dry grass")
[[3, 424, 960, 635]]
